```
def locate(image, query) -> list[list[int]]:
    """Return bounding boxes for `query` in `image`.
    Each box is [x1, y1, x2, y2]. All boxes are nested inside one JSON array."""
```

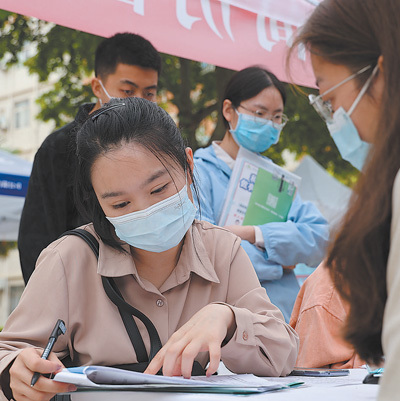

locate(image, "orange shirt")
[[290, 262, 364, 369]]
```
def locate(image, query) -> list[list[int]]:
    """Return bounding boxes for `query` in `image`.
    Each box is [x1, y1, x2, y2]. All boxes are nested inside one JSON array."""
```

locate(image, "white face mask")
[[106, 185, 197, 253]]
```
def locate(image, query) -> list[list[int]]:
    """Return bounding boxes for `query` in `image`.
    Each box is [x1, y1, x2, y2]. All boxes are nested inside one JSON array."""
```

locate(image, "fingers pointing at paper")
[[144, 304, 236, 378]]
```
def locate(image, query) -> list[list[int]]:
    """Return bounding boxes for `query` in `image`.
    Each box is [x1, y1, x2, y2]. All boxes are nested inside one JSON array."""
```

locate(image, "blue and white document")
[[53, 366, 299, 394]]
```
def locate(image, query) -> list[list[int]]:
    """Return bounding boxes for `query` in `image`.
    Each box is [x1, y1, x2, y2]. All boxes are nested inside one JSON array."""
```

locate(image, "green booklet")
[[219, 147, 301, 227]]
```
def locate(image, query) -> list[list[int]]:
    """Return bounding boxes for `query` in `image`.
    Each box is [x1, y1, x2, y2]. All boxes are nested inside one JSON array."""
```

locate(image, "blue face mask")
[[106, 184, 196, 253], [230, 111, 282, 153], [323, 64, 378, 171], [327, 107, 371, 171]]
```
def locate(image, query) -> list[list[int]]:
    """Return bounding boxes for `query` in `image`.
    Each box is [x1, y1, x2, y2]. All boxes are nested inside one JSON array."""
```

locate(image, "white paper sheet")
[[53, 366, 291, 393]]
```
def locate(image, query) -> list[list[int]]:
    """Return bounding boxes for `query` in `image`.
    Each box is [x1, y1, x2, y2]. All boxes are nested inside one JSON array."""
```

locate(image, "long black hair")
[[74, 97, 197, 252]]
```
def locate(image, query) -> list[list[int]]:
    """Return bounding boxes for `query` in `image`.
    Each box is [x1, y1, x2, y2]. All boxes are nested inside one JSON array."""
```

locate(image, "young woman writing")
[[0, 98, 298, 401]]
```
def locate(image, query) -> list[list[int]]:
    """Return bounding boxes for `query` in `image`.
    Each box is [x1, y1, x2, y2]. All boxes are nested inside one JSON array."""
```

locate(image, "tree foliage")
[[0, 10, 358, 187], [158, 55, 235, 149], [0, 11, 102, 126], [0, 10, 360, 255], [0, 241, 16, 257]]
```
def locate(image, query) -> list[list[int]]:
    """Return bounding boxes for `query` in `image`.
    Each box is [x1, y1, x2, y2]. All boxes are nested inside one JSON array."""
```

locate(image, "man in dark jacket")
[[18, 32, 161, 283]]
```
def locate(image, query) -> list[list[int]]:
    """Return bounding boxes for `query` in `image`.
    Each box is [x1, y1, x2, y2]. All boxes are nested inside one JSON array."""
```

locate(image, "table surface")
[[62, 369, 380, 401]]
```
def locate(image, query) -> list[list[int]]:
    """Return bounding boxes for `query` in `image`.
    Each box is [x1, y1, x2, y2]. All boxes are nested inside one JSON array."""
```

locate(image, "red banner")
[[0, 0, 316, 86]]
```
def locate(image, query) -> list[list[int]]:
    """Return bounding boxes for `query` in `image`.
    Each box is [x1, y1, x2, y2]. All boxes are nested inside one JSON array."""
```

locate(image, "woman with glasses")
[[289, 63, 379, 369], [193, 66, 329, 322], [290, 0, 399, 398]]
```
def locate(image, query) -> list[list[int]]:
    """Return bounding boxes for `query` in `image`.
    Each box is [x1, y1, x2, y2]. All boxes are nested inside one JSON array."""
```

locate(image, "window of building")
[[0, 111, 7, 132], [14, 99, 30, 129], [9, 285, 24, 314]]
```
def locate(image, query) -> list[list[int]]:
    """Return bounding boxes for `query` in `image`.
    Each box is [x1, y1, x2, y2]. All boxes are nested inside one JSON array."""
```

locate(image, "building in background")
[[0, 55, 55, 159], [0, 60, 56, 326]]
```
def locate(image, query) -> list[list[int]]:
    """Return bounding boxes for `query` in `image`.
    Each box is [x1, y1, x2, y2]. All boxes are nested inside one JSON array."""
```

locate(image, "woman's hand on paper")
[[9, 347, 76, 401], [144, 304, 236, 379], [225, 225, 256, 243]]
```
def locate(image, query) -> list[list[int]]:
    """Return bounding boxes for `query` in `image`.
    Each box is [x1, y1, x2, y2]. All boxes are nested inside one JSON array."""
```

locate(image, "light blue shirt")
[[193, 144, 330, 322]]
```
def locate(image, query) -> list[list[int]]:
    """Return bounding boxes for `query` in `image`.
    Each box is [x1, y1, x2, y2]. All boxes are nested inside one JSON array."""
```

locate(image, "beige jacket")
[[379, 171, 400, 400], [0, 220, 298, 399]]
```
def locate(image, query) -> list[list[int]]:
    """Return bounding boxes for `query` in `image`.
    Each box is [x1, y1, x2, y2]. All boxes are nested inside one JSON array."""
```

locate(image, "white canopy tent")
[[292, 155, 352, 284], [0, 150, 32, 241], [294, 155, 352, 228]]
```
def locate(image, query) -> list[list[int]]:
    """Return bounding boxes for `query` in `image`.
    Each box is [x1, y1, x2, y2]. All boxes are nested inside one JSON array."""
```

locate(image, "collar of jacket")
[[75, 103, 96, 124], [194, 145, 233, 179]]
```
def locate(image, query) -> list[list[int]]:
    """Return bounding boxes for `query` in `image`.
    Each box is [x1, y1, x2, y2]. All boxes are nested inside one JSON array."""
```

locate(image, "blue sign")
[[0, 173, 30, 197]]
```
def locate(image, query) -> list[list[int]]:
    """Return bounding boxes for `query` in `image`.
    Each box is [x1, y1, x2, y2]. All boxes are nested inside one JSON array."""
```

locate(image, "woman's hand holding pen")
[[144, 304, 236, 379], [9, 348, 76, 401]]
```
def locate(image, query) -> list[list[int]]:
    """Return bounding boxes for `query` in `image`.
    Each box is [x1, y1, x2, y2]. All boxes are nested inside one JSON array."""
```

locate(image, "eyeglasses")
[[238, 104, 289, 128], [308, 65, 372, 123]]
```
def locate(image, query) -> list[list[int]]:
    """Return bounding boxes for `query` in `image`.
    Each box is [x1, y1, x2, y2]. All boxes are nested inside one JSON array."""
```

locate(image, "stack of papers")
[[53, 366, 302, 394]]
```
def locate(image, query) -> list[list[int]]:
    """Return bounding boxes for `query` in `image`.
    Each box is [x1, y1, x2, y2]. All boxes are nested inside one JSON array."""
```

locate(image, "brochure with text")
[[218, 147, 301, 227]]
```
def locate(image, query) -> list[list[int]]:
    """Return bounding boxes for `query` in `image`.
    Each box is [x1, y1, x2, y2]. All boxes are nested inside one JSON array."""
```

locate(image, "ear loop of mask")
[[227, 108, 241, 132], [348, 64, 379, 116], [181, 169, 197, 219], [98, 80, 115, 105]]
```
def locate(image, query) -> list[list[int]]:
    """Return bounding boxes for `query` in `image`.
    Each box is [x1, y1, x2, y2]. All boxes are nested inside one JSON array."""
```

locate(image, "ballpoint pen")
[[30, 319, 67, 387]]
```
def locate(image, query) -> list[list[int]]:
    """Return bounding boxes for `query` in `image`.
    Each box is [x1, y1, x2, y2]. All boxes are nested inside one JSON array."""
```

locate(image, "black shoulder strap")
[[60, 229, 162, 362], [101, 276, 162, 360]]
